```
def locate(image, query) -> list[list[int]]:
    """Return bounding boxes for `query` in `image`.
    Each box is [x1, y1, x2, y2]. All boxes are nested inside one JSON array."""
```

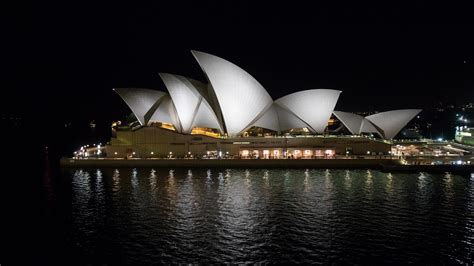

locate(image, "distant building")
[[455, 127, 474, 145]]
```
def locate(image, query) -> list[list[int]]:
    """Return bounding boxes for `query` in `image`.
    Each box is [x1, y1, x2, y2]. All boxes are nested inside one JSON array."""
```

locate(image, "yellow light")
[[190, 127, 220, 138]]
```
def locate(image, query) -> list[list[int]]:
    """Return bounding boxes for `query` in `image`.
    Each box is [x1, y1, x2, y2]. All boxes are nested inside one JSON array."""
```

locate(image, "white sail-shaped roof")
[[360, 119, 380, 134], [159, 73, 223, 133], [275, 105, 311, 131], [332, 111, 364, 135], [251, 104, 311, 132], [333, 111, 380, 135], [252, 104, 280, 132], [148, 95, 181, 130], [159, 73, 204, 133], [365, 109, 422, 139], [191, 50, 273, 136], [275, 89, 341, 133], [113, 88, 166, 125], [192, 100, 223, 132]]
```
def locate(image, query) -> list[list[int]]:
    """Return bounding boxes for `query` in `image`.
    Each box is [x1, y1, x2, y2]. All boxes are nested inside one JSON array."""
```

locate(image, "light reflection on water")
[[112, 169, 120, 193], [149, 169, 157, 192], [56, 168, 474, 264], [131, 168, 138, 189]]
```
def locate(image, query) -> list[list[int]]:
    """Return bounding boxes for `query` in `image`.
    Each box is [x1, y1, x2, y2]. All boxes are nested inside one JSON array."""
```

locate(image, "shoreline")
[[60, 158, 474, 175]]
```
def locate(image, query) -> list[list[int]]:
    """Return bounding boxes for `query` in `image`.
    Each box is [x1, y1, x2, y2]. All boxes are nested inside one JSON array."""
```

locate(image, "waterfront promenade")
[[60, 157, 474, 174]]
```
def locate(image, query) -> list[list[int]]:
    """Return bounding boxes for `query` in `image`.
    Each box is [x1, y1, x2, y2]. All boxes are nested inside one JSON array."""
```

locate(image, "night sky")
[[4, 2, 474, 139]]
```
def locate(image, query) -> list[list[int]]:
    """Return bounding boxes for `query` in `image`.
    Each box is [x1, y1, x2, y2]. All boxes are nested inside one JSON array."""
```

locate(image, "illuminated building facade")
[[107, 51, 421, 158]]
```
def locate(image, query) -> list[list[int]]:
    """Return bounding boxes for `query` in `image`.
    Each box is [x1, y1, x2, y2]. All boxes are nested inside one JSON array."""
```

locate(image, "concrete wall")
[[62, 158, 401, 168], [105, 127, 391, 158]]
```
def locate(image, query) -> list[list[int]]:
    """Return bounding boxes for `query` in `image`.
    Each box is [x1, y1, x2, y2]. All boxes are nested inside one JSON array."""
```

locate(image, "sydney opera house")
[[106, 51, 421, 159]]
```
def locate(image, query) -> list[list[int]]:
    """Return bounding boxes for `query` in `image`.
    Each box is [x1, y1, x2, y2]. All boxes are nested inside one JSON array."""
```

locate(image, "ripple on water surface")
[[46, 168, 474, 264]]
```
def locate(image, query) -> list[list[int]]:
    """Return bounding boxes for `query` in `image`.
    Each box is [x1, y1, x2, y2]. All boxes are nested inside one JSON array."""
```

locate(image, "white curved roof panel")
[[333, 111, 381, 135], [252, 104, 280, 132], [332, 111, 364, 135], [365, 109, 422, 139], [275, 104, 310, 131], [148, 94, 181, 130], [191, 50, 273, 136], [159, 73, 204, 133], [192, 100, 223, 133], [251, 104, 311, 132], [360, 118, 380, 134], [113, 88, 166, 125], [275, 89, 341, 133], [159, 73, 223, 133]]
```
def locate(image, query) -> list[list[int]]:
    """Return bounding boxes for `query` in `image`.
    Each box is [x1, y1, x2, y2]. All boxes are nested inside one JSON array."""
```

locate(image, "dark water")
[[40, 165, 474, 264]]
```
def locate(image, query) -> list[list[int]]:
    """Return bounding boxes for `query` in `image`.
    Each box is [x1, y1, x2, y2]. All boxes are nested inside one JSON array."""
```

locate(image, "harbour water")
[[40, 167, 473, 264]]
